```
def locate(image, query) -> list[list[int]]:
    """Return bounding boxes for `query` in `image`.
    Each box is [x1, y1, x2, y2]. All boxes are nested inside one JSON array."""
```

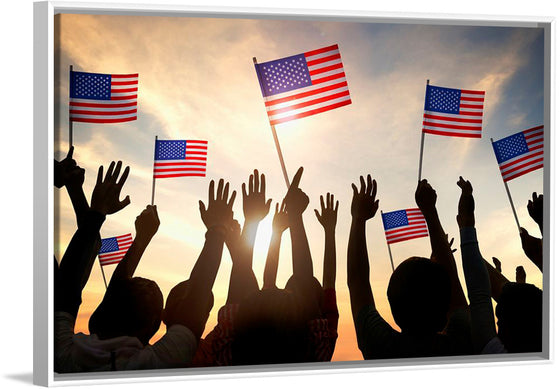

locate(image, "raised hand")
[[272, 201, 289, 234], [492, 257, 502, 273], [90, 161, 131, 216], [284, 167, 309, 216], [351, 174, 378, 222], [199, 178, 236, 230], [415, 179, 437, 212], [315, 193, 339, 233], [456, 176, 475, 228], [527, 192, 543, 232], [242, 169, 272, 222], [516, 265, 527, 284], [519, 227, 543, 272], [135, 205, 160, 242]]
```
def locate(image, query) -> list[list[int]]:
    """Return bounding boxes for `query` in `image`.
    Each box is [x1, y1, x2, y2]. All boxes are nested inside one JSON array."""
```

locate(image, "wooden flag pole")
[[491, 138, 521, 231], [381, 211, 396, 272], [253, 57, 290, 188], [99, 260, 108, 289], [151, 135, 158, 205], [418, 79, 430, 181], [69, 65, 74, 147]]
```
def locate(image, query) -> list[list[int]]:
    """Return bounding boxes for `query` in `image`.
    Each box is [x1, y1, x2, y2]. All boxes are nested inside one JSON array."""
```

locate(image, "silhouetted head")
[[387, 257, 451, 335], [285, 275, 323, 320], [89, 277, 163, 346], [496, 282, 542, 353], [231, 288, 309, 365], [162, 280, 214, 336]]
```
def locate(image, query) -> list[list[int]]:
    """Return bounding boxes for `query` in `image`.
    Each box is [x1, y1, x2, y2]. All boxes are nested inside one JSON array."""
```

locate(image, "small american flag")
[[69, 70, 138, 123], [254, 44, 351, 126], [153, 140, 208, 179], [98, 233, 133, 266], [492, 125, 544, 182], [382, 208, 429, 245], [422, 84, 485, 138]]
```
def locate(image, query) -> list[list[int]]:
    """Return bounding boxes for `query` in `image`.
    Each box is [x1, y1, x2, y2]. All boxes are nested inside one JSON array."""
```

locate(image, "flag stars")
[[495, 134, 530, 163]]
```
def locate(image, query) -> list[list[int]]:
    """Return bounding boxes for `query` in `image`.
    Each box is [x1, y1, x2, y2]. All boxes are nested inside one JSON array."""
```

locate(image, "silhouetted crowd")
[[54, 147, 543, 373]]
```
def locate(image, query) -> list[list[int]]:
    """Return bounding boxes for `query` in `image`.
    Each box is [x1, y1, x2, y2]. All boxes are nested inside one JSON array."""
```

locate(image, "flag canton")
[[70, 71, 112, 100], [99, 237, 119, 253], [155, 140, 187, 160], [256, 54, 311, 97], [382, 210, 409, 230], [493, 132, 529, 163], [424, 85, 461, 114]]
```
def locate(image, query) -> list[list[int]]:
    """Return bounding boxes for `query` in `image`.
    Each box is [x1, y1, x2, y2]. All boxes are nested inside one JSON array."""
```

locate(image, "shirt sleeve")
[[125, 324, 198, 370], [211, 304, 239, 366], [354, 304, 398, 360], [53, 311, 78, 373], [460, 226, 498, 353]]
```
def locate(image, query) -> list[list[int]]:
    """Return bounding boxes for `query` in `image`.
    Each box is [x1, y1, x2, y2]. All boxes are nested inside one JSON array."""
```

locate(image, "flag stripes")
[[98, 233, 133, 266], [382, 208, 429, 245], [153, 140, 208, 179]]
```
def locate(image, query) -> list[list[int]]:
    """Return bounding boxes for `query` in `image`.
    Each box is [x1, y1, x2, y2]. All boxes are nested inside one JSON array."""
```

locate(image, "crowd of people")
[[53, 146, 543, 373]]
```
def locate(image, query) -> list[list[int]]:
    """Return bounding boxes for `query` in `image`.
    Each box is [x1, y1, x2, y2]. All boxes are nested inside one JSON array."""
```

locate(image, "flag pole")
[[99, 260, 108, 289], [491, 138, 521, 231], [253, 57, 290, 188], [418, 79, 429, 181], [69, 65, 74, 147], [381, 211, 396, 272], [151, 135, 158, 205]]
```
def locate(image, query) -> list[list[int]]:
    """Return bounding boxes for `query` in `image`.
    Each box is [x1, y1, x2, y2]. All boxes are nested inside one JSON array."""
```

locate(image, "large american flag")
[[254, 44, 351, 126], [422, 84, 485, 138], [492, 125, 544, 182], [69, 70, 138, 123], [98, 233, 133, 266], [382, 208, 429, 245], [153, 139, 208, 179]]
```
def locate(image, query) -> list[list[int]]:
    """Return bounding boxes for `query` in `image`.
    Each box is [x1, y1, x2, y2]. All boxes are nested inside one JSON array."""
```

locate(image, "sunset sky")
[[53, 13, 545, 363]]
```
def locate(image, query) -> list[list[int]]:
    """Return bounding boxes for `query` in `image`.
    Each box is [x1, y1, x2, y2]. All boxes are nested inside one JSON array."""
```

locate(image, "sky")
[[53, 13, 545, 363]]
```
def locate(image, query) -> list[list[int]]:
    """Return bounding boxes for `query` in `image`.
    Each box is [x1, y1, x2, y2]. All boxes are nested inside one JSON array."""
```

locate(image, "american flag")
[[153, 140, 208, 179], [422, 84, 485, 138], [382, 208, 429, 245], [98, 233, 133, 266], [69, 70, 138, 123], [492, 125, 544, 182], [254, 44, 351, 126]]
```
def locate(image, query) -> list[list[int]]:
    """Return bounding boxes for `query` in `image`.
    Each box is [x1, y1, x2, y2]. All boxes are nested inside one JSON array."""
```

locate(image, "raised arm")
[[55, 161, 131, 317], [416, 179, 467, 313], [163, 179, 235, 339], [285, 167, 313, 278], [263, 201, 289, 289], [110, 205, 160, 283], [315, 193, 339, 290], [519, 227, 543, 272], [456, 176, 497, 352], [347, 175, 378, 320]]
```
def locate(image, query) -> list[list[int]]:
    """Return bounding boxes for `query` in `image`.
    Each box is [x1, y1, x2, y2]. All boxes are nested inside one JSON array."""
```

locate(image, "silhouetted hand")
[[519, 227, 542, 270], [272, 201, 289, 234], [54, 146, 85, 189], [527, 192, 543, 231], [315, 193, 339, 233], [242, 169, 272, 223], [415, 179, 437, 213], [492, 257, 502, 273], [351, 174, 378, 222], [90, 161, 131, 216], [456, 176, 475, 228], [199, 178, 236, 230], [516, 265, 527, 284], [135, 205, 160, 242], [284, 167, 309, 216]]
